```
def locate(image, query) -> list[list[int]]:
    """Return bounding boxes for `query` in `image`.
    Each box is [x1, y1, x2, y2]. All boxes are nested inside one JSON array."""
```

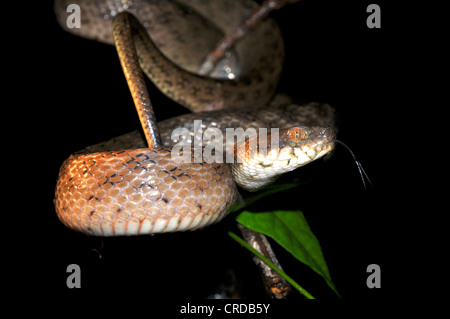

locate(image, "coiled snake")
[[54, 0, 336, 236]]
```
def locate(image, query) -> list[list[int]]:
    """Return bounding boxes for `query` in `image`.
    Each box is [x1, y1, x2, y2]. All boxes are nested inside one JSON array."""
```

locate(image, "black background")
[[11, 0, 410, 310]]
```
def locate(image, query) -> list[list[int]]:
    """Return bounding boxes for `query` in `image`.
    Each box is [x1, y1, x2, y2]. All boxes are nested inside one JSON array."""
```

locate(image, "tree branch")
[[198, 0, 301, 75], [237, 223, 291, 299]]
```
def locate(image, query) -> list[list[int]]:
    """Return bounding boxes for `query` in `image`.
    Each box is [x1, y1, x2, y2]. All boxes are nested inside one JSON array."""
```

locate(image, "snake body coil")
[[55, 0, 284, 112]]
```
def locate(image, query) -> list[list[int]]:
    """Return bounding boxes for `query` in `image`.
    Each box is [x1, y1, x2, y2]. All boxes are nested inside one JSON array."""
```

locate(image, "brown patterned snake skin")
[[54, 0, 336, 236]]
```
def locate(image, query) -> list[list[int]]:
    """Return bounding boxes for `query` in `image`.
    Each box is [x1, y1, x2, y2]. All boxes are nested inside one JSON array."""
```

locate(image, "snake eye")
[[288, 127, 307, 142]]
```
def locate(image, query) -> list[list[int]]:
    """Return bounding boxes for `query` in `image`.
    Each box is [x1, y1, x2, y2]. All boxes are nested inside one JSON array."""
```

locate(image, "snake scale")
[[54, 0, 336, 236]]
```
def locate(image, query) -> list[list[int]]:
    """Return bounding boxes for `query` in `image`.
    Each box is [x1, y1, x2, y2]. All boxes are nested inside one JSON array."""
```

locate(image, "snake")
[[53, 0, 337, 236]]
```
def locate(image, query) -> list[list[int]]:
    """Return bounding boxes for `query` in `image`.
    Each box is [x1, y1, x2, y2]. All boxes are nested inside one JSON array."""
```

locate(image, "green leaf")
[[236, 210, 339, 297]]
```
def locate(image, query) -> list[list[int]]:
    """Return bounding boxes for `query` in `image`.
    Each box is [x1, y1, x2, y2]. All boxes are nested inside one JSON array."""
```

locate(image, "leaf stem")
[[228, 231, 315, 299], [229, 183, 299, 213]]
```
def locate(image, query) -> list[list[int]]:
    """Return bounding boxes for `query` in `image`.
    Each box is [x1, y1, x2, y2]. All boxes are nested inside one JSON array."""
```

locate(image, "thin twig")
[[237, 224, 292, 299], [198, 0, 301, 75], [229, 230, 314, 299]]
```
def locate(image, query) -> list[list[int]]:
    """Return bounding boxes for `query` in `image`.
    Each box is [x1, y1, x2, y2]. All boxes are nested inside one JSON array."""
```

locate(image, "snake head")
[[280, 126, 336, 163], [232, 125, 336, 190]]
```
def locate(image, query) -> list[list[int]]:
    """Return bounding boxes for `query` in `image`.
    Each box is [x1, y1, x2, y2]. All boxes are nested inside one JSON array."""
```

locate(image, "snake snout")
[[306, 125, 336, 155], [313, 125, 336, 143], [287, 125, 336, 165]]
